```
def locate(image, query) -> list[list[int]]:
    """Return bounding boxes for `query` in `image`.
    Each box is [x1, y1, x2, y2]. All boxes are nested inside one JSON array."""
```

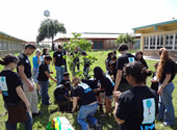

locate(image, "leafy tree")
[[63, 33, 97, 78], [116, 33, 134, 49], [36, 19, 66, 50]]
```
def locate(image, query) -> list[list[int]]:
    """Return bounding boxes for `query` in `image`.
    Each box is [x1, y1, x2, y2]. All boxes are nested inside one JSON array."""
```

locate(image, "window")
[[3, 41, 8, 50], [144, 36, 148, 49], [175, 34, 177, 50], [165, 34, 173, 50], [157, 35, 163, 49], [0, 41, 2, 50]]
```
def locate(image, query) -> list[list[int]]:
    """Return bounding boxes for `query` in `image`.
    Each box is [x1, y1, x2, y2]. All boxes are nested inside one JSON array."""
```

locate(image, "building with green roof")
[[0, 31, 26, 56], [133, 19, 177, 58]]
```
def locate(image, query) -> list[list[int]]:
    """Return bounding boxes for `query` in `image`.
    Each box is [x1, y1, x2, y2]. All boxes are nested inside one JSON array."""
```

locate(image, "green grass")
[[0, 51, 177, 130]]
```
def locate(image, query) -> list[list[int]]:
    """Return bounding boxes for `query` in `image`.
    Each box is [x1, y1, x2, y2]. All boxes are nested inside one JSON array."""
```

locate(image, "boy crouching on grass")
[[54, 81, 73, 112], [38, 55, 57, 105]]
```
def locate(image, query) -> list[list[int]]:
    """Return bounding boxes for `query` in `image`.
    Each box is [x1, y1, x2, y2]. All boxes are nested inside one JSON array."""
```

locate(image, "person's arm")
[[44, 71, 57, 82], [113, 101, 125, 124], [63, 95, 71, 101], [114, 69, 123, 92], [53, 57, 56, 66], [37, 55, 41, 64], [158, 74, 171, 95], [16, 86, 30, 111], [72, 97, 79, 112], [18, 65, 33, 91]]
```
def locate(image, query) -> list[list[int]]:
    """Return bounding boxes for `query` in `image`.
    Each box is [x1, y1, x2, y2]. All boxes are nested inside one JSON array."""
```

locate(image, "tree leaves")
[[36, 19, 66, 50]]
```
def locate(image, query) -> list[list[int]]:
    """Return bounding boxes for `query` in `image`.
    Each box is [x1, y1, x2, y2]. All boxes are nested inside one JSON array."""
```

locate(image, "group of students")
[[0, 43, 176, 130]]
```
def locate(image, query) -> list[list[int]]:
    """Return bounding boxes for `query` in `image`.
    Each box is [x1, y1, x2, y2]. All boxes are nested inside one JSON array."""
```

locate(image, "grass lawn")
[[0, 50, 177, 130]]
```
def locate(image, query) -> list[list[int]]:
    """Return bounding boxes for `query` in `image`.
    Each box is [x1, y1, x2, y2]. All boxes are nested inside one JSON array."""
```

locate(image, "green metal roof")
[[0, 31, 26, 42], [132, 19, 177, 31]]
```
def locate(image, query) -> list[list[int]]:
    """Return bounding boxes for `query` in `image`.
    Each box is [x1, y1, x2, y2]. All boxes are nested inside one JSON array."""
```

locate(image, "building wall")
[[0, 39, 24, 57], [140, 30, 177, 58]]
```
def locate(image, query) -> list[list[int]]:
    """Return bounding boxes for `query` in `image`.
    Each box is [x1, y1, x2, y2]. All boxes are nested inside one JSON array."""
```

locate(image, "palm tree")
[[37, 19, 66, 50]]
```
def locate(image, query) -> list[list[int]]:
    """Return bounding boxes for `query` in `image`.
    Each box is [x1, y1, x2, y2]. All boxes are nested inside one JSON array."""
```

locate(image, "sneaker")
[[87, 125, 94, 130], [32, 111, 42, 118], [43, 102, 52, 106], [94, 122, 102, 130], [37, 91, 41, 96]]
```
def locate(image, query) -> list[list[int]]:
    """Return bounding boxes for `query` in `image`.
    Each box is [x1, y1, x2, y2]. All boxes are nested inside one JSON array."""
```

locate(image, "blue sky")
[[0, 0, 176, 41]]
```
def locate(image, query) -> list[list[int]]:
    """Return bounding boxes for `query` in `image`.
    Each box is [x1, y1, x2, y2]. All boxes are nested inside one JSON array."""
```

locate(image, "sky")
[[0, 0, 177, 42]]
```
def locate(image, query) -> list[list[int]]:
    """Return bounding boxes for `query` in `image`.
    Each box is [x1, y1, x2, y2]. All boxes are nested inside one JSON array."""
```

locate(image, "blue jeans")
[[39, 81, 49, 104], [157, 82, 175, 125], [55, 66, 65, 85], [83, 66, 89, 79], [6, 111, 32, 130], [77, 103, 98, 130]]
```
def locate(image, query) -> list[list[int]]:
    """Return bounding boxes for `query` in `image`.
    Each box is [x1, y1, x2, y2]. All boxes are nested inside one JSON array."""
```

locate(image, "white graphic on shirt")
[[128, 57, 135, 63], [57, 54, 61, 57], [0, 77, 8, 91], [26, 59, 29, 63], [79, 83, 92, 93], [142, 98, 155, 124]]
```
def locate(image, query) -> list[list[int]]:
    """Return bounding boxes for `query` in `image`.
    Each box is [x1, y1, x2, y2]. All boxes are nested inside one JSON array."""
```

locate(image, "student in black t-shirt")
[[60, 72, 71, 85], [38, 55, 57, 105], [114, 43, 136, 93], [135, 51, 148, 69], [156, 48, 176, 126], [54, 81, 72, 112], [150, 62, 159, 93], [82, 52, 90, 79], [17, 44, 41, 117], [53, 45, 66, 85], [114, 61, 158, 130], [105, 52, 113, 75], [0, 54, 32, 130], [94, 67, 114, 117], [72, 77, 101, 130]]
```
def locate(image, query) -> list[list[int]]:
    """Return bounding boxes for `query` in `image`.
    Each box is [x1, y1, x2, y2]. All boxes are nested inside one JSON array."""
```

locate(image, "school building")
[[0, 31, 25, 57], [54, 32, 119, 50], [133, 19, 177, 58]]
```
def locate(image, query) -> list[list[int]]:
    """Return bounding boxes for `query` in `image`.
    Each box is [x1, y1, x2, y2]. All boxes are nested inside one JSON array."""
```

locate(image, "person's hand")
[[27, 82, 34, 92], [157, 87, 163, 95], [53, 79, 58, 83], [113, 91, 121, 101], [25, 102, 31, 111], [72, 108, 76, 113], [150, 78, 158, 83], [70, 98, 73, 102]]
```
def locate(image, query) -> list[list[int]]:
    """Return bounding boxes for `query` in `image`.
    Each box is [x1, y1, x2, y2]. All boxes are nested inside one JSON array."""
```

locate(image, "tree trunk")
[[52, 38, 55, 51]]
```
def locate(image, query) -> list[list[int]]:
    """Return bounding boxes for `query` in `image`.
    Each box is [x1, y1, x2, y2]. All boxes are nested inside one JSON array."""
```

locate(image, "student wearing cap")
[[53, 45, 66, 85]]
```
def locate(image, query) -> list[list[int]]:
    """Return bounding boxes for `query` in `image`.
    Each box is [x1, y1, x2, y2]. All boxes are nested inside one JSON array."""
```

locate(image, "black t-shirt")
[[160, 60, 176, 84], [60, 79, 71, 85], [81, 79, 98, 89], [115, 53, 137, 84], [100, 76, 114, 96], [54, 84, 69, 98], [116, 86, 158, 130], [53, 50, 66, 66], [38, 61, 49, 81], [0, 70, 23, 104], [17, 53, 32, 78], [139, 59, 148, 69], [73, 83, 97, 105]]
